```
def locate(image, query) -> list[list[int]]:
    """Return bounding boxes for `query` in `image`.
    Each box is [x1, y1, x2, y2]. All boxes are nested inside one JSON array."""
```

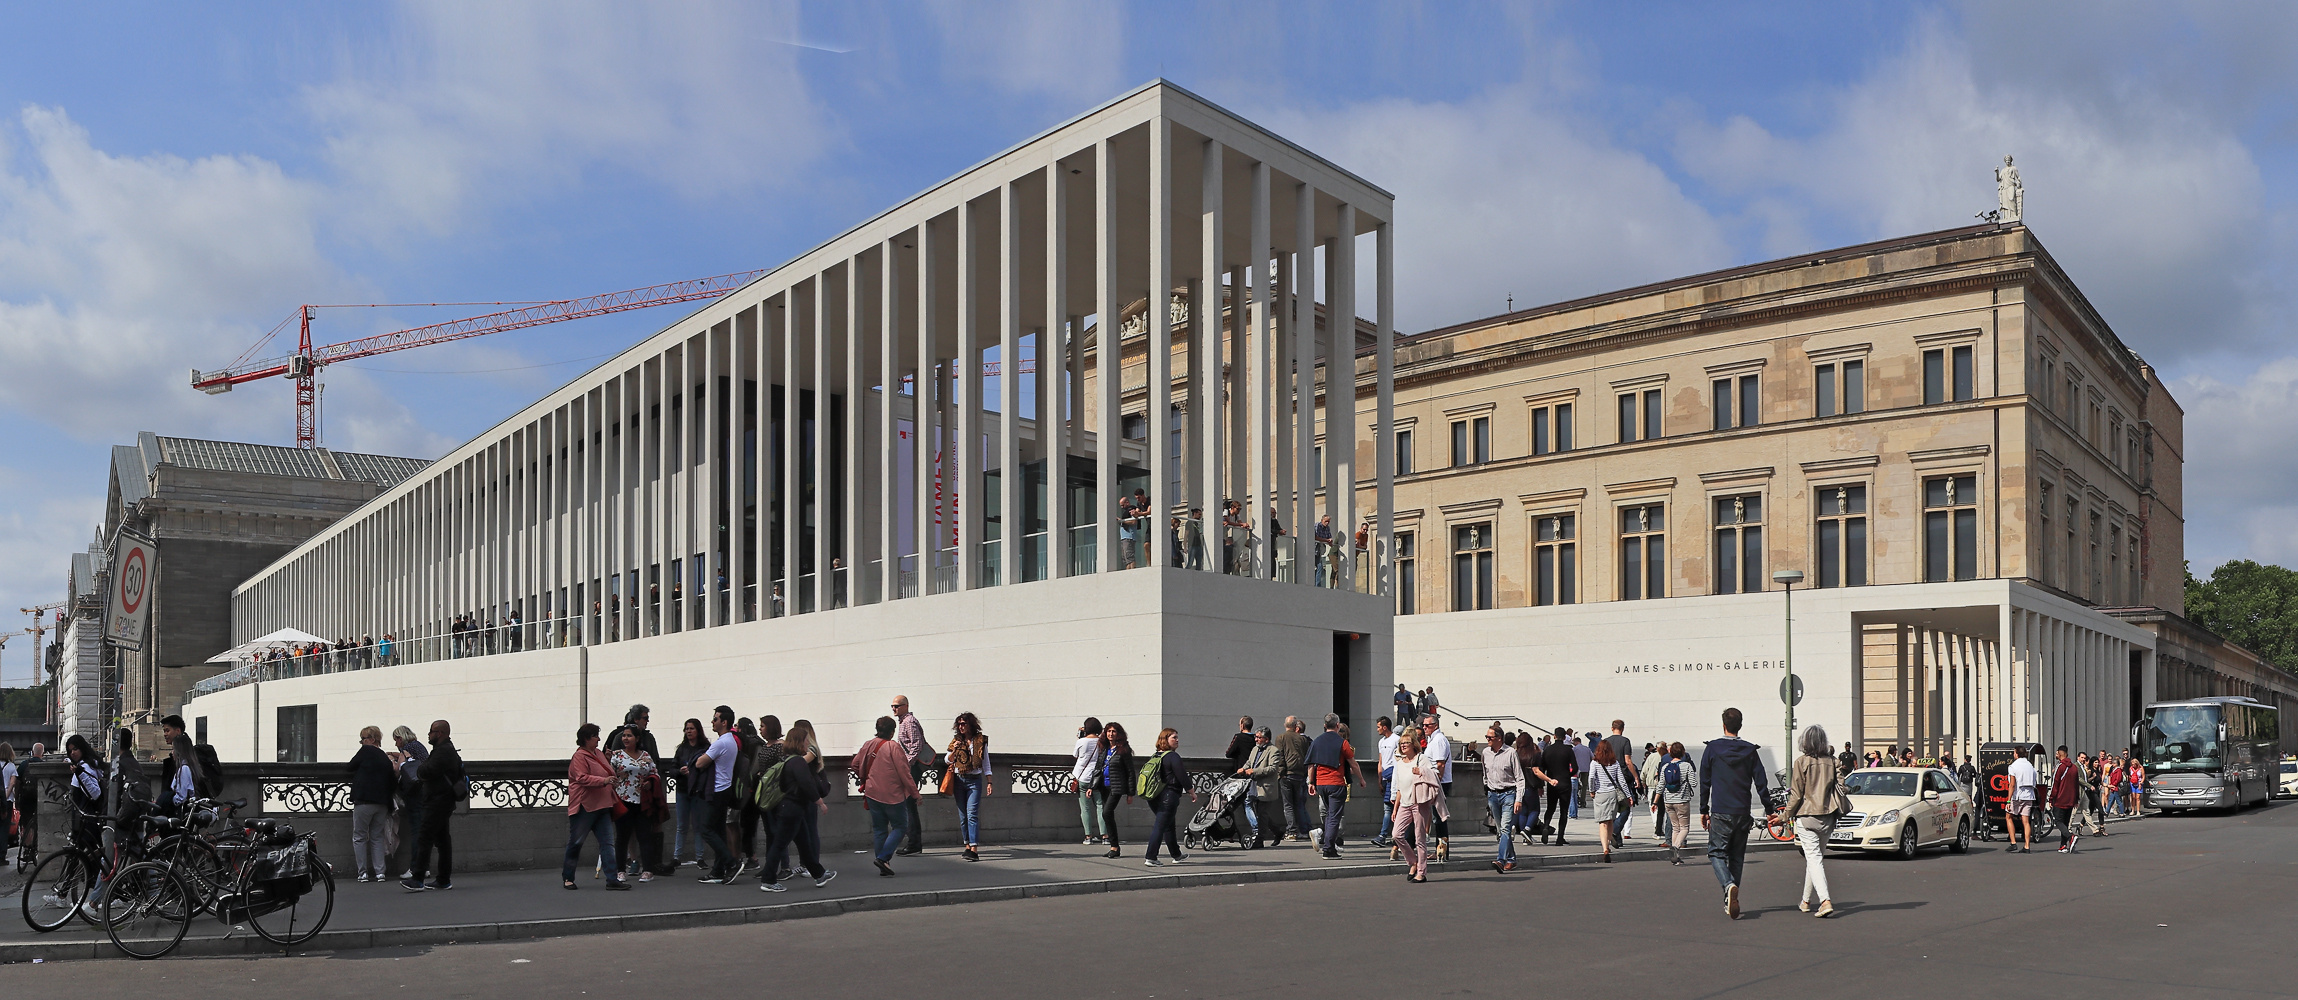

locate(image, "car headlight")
[[1869, 809, 1900, 827]]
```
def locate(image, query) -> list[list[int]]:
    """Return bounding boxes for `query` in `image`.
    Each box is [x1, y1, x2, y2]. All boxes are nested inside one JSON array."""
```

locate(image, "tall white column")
[[1095, 138, 1120, 573], [784, 288, 803, 612], [1196, 139, 1224, 573], [998, 180, 1023, 588], [1146, 116, 1174, 570], [916, 222, 938, 596], [1374, 218, 1395, 598], [1291, 183, 1317, 584], [879, 239, 901, 602], [1247, 161, 1273, 580], [844, 256, 861, 608], [1331, 204, 1357, 591], [814, 271, 832, 613], [958, 196, 984, 591], [1045, 160, 1071, 581]]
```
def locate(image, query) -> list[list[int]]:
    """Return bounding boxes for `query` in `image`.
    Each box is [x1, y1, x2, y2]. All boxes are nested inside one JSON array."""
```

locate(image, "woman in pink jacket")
[[564, 723, 628, 890]]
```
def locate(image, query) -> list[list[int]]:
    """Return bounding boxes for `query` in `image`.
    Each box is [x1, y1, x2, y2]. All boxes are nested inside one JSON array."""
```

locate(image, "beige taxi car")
[[1826, 767, 1974, 859], [2279, 756, 2296, 799]]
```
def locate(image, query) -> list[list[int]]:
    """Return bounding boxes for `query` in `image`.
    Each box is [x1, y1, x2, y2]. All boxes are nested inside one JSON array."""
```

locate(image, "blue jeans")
[[1569, 778, 1580, 818], [1317, 785, 1346, 850], [1283, 777, 1311, 837], [866, 798, 907, 862], [672, 790, 707, 862], [1487, 789, 1517, 862], [1378, 768, 1395, 841], [953, 774, 984, 845], [563, 807, 619, 883], [1706, 812, 1755, 890]]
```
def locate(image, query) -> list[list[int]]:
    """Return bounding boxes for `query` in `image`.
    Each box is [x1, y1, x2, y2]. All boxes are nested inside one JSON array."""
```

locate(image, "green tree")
[[2185, 560, 2298, 673], [0, 683, 50, 721]]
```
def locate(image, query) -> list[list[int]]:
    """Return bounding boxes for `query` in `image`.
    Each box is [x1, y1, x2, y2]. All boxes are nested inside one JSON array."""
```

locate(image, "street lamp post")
[[1773, 569, 1805, 755]]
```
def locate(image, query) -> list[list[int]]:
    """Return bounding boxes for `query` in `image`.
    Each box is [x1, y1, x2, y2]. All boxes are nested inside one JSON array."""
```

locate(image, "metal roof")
[[329, 450, 432, 489], [150, 436, 429, 486]]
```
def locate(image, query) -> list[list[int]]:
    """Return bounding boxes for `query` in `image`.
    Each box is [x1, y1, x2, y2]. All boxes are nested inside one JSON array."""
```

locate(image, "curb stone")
[[1, 840, 1795, 963]]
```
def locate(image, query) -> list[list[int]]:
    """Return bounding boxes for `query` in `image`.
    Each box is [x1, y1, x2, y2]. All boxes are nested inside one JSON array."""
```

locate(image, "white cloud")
[[308, 0, 838, 237], [2177, 359, 2298, 569], [1260, 85, 1736, 333], [0, 106, 349, 443], [1673, 18, 2274, 363]]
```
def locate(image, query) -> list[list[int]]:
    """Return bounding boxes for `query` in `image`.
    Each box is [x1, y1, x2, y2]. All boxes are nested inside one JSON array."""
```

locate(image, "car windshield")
[[2282, 761, 2296, 774], [1843, 772, 1917, 797], [2141, 706, 2222, 773]]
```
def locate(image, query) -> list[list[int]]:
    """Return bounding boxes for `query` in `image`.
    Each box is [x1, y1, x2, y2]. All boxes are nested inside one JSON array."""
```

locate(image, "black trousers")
[[1098, 787, 1126, 850], [613, 808, 663, 873], [903, 759, 926, 851], [762, 802, 823, 882], [1433, 781, 1452, 838], [1144, 790, 1184, 861], [1542, 783, 1571, 841], [409, 805, 453, 885]]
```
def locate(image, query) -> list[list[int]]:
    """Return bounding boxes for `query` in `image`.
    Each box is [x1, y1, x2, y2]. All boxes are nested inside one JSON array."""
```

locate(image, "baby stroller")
[[1183, 776, 1255, 851]]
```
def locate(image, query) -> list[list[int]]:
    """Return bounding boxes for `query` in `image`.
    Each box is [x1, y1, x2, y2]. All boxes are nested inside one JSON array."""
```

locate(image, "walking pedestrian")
[[401, 719, 462, 892], [1223, 716, 1256, 843], [1421, 713, 1455, 859], [748, 717, 794, 882], [1641, 739, 1669, 844], [2005, 748, 2038, 853], [1389, 725, 1446, 884], [1479, 725, 1529, 873], [1095, 722, 1137, 857], [671, 718, 708, 869], [1838, 742, 1859, 777], [609, 727, 663, 881], [691, 706, 742, 883], [2050, 746, 2082, 854], [604, 705, 662, 877], [1659, 742, 1697, 865], [945, 712, 990, 862], [1140, 728, 1194, 867], [1699, 708, 1773, 919], [347, 726, 396, 882], [1277, 717, 1312, 842], [892, 695, 929, 856], [1513, 731, 1544, 841], [852, 716, 917, 876], [1306, 714, 1357, 858], [563, 723, 628, 891], [757, 727, 836, 892], [1535, 727, 1578, 845], [1782, 725, 1846, 917], [1073, 716, 1108, 846], [730, 718, 763, 877], [1238, 726, 1279, 849], [2127, 758, 2146, 817], [1587, 738, 1632, 863], [1373, 717, 1399, 848], [1603, 720, 1640, 839]]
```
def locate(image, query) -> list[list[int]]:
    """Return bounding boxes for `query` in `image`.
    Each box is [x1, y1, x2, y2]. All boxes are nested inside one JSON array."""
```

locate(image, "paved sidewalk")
[[0, 826, 1783, 962]]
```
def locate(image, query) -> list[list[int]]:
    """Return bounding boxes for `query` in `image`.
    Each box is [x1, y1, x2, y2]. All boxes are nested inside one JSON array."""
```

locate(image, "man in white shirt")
[[1373, 718, 1400, 848], [1478, 725, 1529, 872], [1421, 714, 1453, 857], [2006, 751, 2039, 853], [693, 706, 742, 882]]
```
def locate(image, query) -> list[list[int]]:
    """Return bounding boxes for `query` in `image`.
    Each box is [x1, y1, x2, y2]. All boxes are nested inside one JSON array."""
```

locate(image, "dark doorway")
[[1332, 634, 1354, 730], [2128, 649, 2146, 751]]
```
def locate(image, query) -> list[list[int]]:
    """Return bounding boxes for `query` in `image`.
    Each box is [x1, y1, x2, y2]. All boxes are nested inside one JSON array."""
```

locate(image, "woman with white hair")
[[1780, 724, 1849, 917]]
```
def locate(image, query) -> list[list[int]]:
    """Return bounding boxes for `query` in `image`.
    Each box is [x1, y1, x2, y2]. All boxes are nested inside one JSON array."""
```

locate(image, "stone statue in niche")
[[1995, 155, 2023, 223]]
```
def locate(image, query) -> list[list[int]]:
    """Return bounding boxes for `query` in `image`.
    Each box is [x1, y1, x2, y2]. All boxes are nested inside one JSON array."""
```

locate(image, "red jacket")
[[568, 747, 618, 815], [2049, 759, 2079, 809]]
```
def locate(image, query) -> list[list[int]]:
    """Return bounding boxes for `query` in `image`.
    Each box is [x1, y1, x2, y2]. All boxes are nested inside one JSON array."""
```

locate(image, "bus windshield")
[[1842, 771, 1918, 797], [2141, 705, 2223, 773]]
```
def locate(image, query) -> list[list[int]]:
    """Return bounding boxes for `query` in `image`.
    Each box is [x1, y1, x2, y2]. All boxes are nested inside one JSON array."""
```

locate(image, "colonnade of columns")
[[232, 95, 1398, 662], [1858, 611, 2133, 763]]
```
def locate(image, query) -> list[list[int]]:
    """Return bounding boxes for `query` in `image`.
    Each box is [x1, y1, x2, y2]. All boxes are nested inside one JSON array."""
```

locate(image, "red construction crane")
[[192, 270, 769, 447]]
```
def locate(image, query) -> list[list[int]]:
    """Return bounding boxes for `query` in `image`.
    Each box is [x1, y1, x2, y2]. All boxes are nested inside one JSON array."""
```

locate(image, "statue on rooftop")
[[1995, 155, 2023, 224]]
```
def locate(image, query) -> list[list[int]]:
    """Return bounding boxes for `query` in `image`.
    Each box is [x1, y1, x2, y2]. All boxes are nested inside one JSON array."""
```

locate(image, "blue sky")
[[2, 1, 2295, 681]]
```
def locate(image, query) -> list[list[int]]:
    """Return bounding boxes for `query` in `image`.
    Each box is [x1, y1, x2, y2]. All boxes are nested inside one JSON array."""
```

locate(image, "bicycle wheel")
[[247, 859, 334, 946], [1766, 815, 1796, 842], [20, 848, 93, 932], [152, 836, 230, 915], [98, 861, 194, 960]]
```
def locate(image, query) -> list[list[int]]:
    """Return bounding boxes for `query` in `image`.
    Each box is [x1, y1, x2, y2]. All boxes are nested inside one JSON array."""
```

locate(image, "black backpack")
[[192, 744, 225, 798]]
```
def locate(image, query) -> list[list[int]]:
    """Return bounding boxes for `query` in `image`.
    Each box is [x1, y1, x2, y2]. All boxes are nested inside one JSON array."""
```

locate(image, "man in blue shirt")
[[1699, 707, 1774, 920]]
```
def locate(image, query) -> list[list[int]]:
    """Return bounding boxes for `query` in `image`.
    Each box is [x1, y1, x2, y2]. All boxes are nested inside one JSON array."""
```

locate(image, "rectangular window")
[[1453, 420, 1468, 467], [1712, 379, 1732, 431], [1923, 474, 1979, 582], [1952, 345, 1974, 401], [1395, 429, 1413, 476], [1475, 416, 1490, 464], [276, 704, 318, 763], [1396, 532, 1416, 615], [1555, 402, 1573, 451], [2129, 535, 2141, 605], [1534, 514, 1577, 606], [2107, 417, 2122, 468], [1924, 347, 1973, 405], [2088, 512, 2102, 600], [1711, 494, 1765, 595], [1924, 350, 1944, 405], [2108, 524, 2123, 604], [1815, 484, 1868, 589], [1618, 393, 1638, 443], [1451, 522, 1494, 611], [1449, 417, 1489, 467], [1532, 407, 1549, 456], [2037, 484, 2053, 588], [1644, 388, 1662, 440], [1843, 359, 1864, 413], [1740, 374, 1759, 428], [195, 716, 208, 746], [1619, 503, 1666, 600], [2065, 376, 2080, 419], [1815, 364, 1836, 418], [1816, 361, 1864, 417], [2065, 498, 2079, 592]]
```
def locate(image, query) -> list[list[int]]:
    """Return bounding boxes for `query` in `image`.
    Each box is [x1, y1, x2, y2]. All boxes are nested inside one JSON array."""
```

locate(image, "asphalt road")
[[8, 802, 2292, 998]]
